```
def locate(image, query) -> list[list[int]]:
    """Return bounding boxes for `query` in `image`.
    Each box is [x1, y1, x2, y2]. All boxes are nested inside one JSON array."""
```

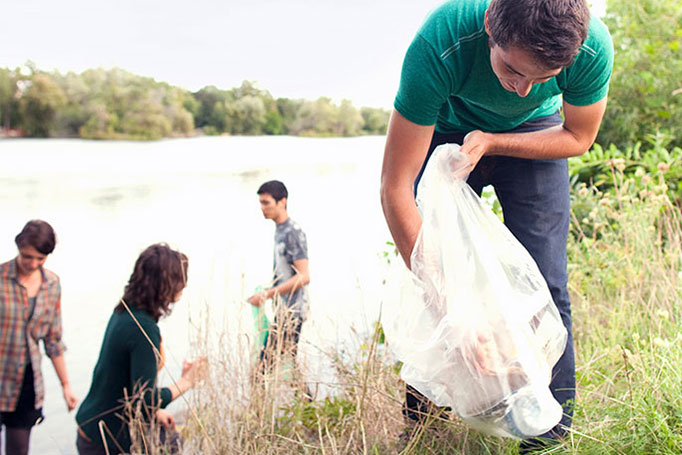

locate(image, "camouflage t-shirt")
[[273, 218, 309, 318]]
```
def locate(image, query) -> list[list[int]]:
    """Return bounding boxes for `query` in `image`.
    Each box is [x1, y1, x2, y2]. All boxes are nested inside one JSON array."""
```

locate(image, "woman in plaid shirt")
[[0, 220, 79, 455]]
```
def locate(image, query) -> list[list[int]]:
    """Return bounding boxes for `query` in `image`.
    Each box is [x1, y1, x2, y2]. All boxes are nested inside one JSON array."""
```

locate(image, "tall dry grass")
[[133, 164, 681, 455]]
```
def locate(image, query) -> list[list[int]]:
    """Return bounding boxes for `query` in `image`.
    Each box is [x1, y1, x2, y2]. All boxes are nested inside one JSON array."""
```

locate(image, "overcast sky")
[[1, 0, 605, 109]]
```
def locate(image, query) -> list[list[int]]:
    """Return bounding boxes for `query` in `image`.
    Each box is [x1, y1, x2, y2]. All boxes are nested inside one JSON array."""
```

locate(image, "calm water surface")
[[0, 136, 392, 454]]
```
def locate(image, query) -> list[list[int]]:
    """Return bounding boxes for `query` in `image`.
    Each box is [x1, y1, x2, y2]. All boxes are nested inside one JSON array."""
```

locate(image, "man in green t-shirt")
[[381, 0, 613, 450]]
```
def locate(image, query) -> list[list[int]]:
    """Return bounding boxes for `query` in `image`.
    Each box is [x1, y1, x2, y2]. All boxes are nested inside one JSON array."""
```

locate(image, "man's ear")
[[484, 10, 491, 36]]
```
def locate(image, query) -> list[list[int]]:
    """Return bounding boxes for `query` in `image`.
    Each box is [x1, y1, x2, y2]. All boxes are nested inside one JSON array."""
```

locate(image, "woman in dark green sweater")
[[75, 243, 204, 455]]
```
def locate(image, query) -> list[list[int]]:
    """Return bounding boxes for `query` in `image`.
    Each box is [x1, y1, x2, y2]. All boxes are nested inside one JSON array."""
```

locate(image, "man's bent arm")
[[380, 110, 435, 269], [247, 258, 310, 305], [267, 258, 310, 298], [461, 98, 608, 163]]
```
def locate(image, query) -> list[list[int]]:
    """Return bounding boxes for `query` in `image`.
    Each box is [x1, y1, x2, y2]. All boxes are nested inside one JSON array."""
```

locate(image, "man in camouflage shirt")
[[248, 180, 310, 365]]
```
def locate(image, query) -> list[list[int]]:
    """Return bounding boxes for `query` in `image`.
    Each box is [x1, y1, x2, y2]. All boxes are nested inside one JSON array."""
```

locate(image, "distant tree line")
[[6, 0, 680, 147], [0, 64, 390, 140]]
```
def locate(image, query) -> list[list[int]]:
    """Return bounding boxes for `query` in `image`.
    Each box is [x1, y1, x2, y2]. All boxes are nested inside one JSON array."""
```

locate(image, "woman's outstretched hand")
[[181, 356, 208, 386], [169, 356, 208, 400]]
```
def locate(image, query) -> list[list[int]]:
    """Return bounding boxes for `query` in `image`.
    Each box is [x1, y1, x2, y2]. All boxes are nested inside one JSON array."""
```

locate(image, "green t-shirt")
[[394, 0, 614, 133]]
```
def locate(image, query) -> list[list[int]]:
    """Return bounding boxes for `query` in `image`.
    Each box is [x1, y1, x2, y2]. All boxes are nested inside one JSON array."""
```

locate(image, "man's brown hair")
[[487, 0, 590, 69]]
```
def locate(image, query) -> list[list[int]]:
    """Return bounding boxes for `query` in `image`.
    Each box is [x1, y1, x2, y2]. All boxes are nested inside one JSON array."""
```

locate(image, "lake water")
[[0, 136, 393, 454]]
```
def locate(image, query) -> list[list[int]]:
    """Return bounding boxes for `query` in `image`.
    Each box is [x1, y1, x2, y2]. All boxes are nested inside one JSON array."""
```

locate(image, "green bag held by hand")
[[251, 286, 270, 350], [250, 288, 296, 382]]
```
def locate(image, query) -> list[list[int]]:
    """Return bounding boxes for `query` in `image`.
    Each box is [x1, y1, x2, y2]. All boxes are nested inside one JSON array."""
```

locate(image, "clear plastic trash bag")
[[382, 143, 568, 439]]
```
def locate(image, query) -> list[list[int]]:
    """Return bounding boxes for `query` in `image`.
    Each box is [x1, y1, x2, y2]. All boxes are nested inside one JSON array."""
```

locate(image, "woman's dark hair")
[[487, 0, 590, 69], [15, 220, 56, 255], [115, 243, 188, 321]]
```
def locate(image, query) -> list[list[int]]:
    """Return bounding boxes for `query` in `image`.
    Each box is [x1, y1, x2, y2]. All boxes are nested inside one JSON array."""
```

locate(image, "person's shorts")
[[0, 363, 44, 429]]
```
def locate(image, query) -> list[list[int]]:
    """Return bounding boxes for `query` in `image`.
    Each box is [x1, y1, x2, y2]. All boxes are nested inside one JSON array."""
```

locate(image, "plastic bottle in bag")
[[466, 381, 563, 439], [504, 385, 562, 438]]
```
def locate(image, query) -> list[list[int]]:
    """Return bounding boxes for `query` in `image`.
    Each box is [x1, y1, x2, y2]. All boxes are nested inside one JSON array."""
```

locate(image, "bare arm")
[[380, 98, 607, 268], [268, 258, 310, 298], [380, 110, 435, 269], [50, 354, 78, 411], [166, 358, 207, 400], [460, 98, 608, 163], [166, 377, 192, 401], [247, 258, 310, 305]]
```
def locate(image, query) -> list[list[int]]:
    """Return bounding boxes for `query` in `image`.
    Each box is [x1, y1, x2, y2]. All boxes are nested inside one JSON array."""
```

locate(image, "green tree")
[[182, 92, 200, 120], [230, 95, 266, 134], [193, 85, 233, 132], [335, 99, 363, 136], [19, 73, 66, 137], [208, 100, 230, 133], [2, 63, 394, 139], [360, 107, 390, 135], [118, 87, 172, 140], [290, 97, 338, 136], [53, 71, 91, 136], [120, 111, 171, 140], [169, 106, 194, 135], [599, 0, 682, 148], [61, 68, 195, 139], [0, 68, 21, 131], [276, 97, 303, 134], [162, 86, 195, 135], [79, 104, 118, 139], [262, 108, 283, 135], [231, 80, 267, 99]]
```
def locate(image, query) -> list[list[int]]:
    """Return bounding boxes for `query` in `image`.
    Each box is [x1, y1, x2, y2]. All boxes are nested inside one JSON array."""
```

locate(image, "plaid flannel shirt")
[[0, 258, 66, 411]]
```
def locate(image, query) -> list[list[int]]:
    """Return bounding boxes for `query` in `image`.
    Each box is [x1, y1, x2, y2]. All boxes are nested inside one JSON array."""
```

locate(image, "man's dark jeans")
[[405, 112, 575, 440], [259, 314, 303, 369]]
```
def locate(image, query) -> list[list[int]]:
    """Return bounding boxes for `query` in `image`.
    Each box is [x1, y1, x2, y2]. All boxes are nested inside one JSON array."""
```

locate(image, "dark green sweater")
[[76, 307, 172, 453]]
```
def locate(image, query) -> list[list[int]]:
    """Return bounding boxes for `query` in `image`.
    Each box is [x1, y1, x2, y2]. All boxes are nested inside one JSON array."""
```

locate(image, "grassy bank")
[[566, 163, 682, 454], [137, 159, 681, 455]]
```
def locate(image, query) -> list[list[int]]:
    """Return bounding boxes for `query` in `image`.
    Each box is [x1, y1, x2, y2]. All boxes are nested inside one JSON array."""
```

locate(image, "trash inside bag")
[[382, 143, 568, 439]]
